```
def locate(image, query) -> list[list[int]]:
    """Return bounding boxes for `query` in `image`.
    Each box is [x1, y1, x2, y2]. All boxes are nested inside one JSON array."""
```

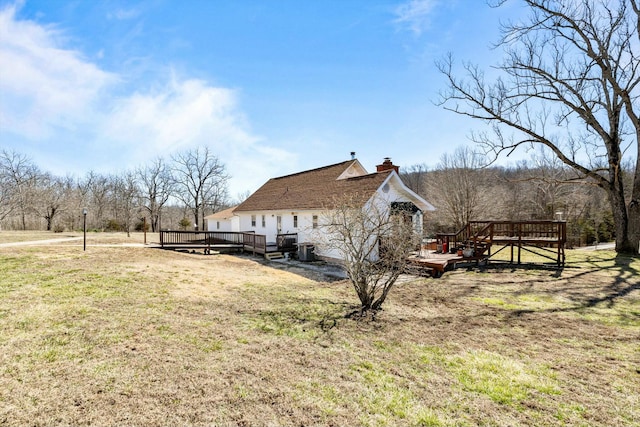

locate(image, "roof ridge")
[[271, 159, 355, 180], [344, 169, 392, 181]]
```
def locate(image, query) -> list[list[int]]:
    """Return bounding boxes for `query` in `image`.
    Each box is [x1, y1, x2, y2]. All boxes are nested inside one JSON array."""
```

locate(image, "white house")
[[225, 157, 435, 260]]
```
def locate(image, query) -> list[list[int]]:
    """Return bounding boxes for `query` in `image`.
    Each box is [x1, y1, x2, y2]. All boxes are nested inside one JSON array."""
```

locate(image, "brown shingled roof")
[[235, 160, 393, 212], [204, 206, 237, 220]]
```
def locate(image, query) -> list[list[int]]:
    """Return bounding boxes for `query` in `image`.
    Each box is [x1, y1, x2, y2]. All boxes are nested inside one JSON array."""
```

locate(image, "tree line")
[[2, 142, 627, 249], [0, 146, 231, 233]]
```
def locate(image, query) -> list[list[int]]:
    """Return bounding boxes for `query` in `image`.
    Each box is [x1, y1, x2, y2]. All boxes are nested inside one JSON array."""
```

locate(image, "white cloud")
[[393, 0, 438, 36], [104, 76, 248, 153], [103, 73, 296, 193], [0, 2, 293, 195], [0, 3, 116, 138]]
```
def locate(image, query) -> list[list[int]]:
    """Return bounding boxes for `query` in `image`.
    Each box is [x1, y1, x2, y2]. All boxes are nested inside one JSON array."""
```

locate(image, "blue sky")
[[0, 0, 527, 197]]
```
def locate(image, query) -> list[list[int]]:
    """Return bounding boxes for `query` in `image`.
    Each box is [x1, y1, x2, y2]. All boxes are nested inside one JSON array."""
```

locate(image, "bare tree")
[[316, 193, 420, 314], [171, 147, 229, 230], [233, 190, 253, 205], [498, 165, 533, 220], [0, 149, 39, 230], [137, 157, 173, 231], [438, 0, 640, 253], [202, 180, 229, 217], [32, 173, 73, 231], [401, 163, 430, 197], [426, 146, 491, 230], [520, 147, 578, 219], [0, 156, 14, 228], [112, 171, 140, 237], [85, 171, 111, 230]]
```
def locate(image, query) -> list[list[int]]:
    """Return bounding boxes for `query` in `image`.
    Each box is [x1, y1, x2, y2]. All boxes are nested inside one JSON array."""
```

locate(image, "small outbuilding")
[[204, 206, 240, 233]]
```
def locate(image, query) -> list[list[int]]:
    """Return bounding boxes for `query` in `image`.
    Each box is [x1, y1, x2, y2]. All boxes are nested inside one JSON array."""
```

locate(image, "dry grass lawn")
[[0, 231, 638, 426]]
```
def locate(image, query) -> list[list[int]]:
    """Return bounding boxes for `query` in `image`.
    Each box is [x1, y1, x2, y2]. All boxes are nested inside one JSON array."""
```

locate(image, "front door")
[[276, 215, 282, 234]]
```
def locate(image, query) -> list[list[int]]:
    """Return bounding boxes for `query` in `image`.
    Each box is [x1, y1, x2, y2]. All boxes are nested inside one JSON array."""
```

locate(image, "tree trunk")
[[45, 207, 56, 231], [629, 201, 640, 254], [628, 156, 640, 253], [609, 188, 631, 252], [192, 205, 199, 231], [354, 279, 373, 311]]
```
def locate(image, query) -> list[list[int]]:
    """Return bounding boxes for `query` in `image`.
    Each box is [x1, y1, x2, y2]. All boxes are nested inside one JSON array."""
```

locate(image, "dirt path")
[[0, 237, 84, 247], [0, 237, 152, 248]]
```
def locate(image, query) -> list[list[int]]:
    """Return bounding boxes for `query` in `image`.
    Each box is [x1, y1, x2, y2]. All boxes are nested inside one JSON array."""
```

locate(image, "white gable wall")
[[377, 175, 425, 236], [206, 215, 240, 232]]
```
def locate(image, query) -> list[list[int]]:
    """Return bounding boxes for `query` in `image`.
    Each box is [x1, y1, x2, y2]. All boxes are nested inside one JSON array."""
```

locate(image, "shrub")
[[179, 218, 192, 230], [105, 219, 124, 232], [135, 220, 150, 232]]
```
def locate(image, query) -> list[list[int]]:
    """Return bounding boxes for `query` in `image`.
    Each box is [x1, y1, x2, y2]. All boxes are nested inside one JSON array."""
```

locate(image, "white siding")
[[206, 216, 240, 232]]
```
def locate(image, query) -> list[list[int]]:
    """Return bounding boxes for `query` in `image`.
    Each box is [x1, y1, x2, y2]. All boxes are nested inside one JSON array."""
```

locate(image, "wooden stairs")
[[264, 252, 285, 261]]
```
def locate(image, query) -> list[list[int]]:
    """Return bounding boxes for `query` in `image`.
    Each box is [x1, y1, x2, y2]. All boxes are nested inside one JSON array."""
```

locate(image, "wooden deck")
[[436, 220, 567, 267], [159, 231, 298, 256], [407, 220, 567, 277], [407, 251, 485, 277]]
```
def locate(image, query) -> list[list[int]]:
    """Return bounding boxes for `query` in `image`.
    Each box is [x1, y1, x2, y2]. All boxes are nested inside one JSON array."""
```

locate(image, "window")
[[312, 215, 318, 229], [261, 215, 266, 227], [251, 215, 256, 227], [293, 215, 298, 228]]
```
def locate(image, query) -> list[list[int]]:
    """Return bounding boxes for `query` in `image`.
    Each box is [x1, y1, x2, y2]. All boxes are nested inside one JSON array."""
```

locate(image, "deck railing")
[[160, 230, 245, 246], [160, 230, 297, 254], [242, 232, 266, 252], [484, 221, 567, 242]]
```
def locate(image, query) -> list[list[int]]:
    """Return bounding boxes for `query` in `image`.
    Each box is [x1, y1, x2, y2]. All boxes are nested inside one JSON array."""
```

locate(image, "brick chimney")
[[376, 157, 399, 173]]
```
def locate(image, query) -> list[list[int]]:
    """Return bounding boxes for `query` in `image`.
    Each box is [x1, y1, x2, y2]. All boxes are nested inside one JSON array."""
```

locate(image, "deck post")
[[517, 223, 522, 264]]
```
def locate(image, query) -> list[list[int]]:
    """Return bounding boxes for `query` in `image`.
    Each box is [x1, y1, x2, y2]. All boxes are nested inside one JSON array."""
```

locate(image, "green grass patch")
[[575, 300, 640, 328], [349, 360, 446, 427], [445, 350, 560, 406]]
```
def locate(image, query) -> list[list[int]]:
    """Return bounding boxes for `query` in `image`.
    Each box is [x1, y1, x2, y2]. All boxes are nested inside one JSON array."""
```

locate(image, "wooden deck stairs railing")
[[436, 220, 567, 267], [436, 221, 493, 260]]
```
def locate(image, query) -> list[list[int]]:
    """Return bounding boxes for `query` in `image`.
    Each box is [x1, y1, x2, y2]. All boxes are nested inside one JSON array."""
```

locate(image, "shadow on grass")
[[242, 294, 358, 342], [451, 251, 639, 322]]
